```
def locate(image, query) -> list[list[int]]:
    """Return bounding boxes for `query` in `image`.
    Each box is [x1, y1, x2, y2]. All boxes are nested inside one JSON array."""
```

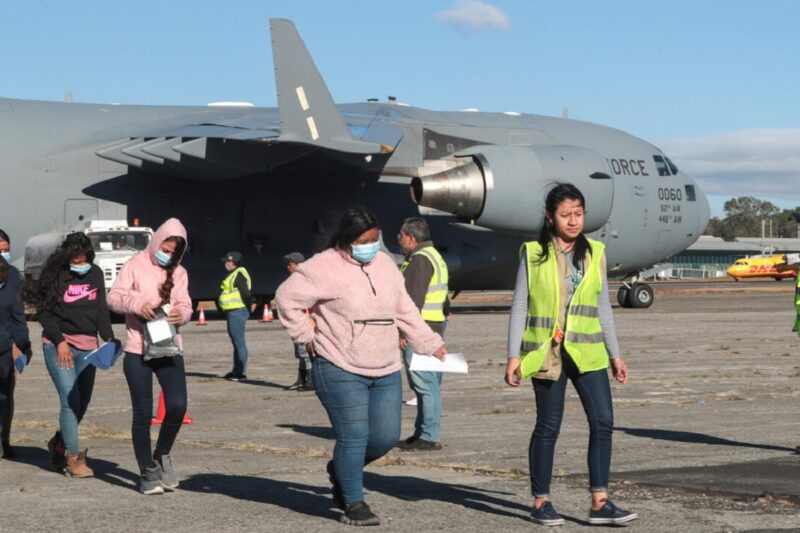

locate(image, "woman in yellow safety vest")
[[505, 183, 637, 526], [219, 251, 255, 381]]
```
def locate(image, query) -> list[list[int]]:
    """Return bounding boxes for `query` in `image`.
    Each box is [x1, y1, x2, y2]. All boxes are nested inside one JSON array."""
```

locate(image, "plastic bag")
[[144, 305, 182, 360]]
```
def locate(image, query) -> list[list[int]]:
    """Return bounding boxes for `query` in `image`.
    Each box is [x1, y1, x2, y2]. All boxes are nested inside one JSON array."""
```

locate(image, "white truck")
[[25, 220, 153, 291]]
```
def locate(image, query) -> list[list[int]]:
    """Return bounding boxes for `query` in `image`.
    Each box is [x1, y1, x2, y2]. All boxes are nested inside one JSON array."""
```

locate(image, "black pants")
[[0, 350, 13, 441], [123, 353, 187, 472]]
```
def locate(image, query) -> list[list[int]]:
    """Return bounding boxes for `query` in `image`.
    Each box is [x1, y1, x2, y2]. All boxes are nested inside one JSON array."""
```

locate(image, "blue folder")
[[14, 355, 27, 374], [84, 341, 124, 370]]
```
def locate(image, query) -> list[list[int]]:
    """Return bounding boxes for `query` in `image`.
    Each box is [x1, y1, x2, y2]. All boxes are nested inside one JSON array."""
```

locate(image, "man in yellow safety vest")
[[396, 217, 449, 451]]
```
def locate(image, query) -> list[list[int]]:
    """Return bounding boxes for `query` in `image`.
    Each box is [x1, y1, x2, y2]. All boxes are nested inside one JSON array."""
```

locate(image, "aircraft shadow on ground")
[[184, 371, 286, 390], [180, 474, 338, 520], [616, 427, 796, 452], [8, 445, 140, 489], [363, 471, 532, 521], [275, 423, 336, 440]]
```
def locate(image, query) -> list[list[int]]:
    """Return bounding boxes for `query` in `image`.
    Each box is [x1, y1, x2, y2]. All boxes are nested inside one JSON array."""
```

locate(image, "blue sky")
[[2, 0, 799, 216]]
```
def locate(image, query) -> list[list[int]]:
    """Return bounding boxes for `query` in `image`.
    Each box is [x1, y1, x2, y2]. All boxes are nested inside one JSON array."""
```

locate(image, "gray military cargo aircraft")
[[0, 19, 708, 309]]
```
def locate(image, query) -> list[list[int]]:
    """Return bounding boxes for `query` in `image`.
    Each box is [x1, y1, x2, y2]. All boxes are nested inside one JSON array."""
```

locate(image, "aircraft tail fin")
[[270, 18, 378, 154]]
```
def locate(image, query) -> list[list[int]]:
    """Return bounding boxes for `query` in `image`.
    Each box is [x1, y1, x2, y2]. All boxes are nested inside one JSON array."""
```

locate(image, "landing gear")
[[617, 283, 654, 309], [617, 286, 630, 307]]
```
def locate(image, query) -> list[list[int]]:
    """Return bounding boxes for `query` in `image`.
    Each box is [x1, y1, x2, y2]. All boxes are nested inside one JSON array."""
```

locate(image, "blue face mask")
[[351, 241, 380, 264], [1, 251, 10, 262], [70, 263, 91, 275], [155, 250, 172, 267]]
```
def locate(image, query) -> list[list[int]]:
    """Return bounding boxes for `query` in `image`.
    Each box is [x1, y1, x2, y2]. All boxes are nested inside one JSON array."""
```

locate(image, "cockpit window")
[[653, 155, 671, 176], [666, 157, 679, 175], [685, 184, 696, 201]]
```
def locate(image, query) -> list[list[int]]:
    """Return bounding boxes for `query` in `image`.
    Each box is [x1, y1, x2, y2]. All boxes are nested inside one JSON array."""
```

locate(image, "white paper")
[[146, 317, 173, 343], [409, 352, 469, 374]]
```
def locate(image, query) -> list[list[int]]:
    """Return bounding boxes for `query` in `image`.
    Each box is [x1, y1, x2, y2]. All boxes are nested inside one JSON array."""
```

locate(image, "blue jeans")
[[225, 307, 249, 374], [123, 353, 187, 471], [530, 350, 613, 496], [43, 343, 96, 455], [402, 344, 442, 442], [313, 357, 401, 505]]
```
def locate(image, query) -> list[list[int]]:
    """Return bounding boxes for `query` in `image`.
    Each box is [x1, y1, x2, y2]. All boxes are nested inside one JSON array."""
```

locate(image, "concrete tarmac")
[[2, 285, 799, 532]]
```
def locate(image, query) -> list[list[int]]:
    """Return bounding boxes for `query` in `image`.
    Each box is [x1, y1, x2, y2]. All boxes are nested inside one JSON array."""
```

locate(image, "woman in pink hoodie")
[[108, 218, 192, 495], [276, 206, 447, 526]]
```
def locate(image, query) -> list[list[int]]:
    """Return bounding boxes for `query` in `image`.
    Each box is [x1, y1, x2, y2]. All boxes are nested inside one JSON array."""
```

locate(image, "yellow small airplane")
[[726, 254, 798, 281]]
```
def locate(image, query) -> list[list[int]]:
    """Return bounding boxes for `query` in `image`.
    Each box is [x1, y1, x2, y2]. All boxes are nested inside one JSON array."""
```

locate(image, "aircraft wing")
[[95, 18, 401, 179]]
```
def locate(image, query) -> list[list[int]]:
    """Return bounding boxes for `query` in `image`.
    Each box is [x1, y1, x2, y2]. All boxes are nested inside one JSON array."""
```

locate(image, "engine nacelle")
[[412, 145, 614, 234]]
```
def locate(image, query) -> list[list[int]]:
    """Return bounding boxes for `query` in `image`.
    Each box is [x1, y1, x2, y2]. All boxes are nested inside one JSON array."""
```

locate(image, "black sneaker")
[[327, 460, 345, 510], [398, 438, 442, 452], [531, 501, 565, 526], [588, 499, 638, 525], [223, 372, 247, 381], [340, 501, 380, 526], [222, 371, 237, 380], [396, 435, 418, 448]]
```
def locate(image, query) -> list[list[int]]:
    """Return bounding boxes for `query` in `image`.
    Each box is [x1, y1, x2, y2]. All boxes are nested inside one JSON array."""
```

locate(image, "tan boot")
[[65, 449, 94, 478]]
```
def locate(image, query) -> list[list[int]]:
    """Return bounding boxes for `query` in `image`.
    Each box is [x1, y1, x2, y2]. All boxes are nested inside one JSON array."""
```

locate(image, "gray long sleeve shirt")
[[507, 250, 621, 360]]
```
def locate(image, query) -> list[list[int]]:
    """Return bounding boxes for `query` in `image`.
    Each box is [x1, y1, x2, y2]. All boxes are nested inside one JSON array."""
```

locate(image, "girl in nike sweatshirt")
[[28, 232, 115, 478], [108, 218, 192, 495]]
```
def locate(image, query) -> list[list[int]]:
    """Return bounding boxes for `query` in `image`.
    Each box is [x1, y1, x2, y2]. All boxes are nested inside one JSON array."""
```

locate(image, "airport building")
[[663, 236, 800, 278]]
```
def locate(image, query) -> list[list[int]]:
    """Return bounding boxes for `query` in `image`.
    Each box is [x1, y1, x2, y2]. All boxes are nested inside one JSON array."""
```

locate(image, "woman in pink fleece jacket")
[[108, 218, 192, 495], [276, 206, 446, 526]]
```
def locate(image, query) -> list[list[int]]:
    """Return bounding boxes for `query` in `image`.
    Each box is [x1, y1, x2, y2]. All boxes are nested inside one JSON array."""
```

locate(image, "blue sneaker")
[[589, 499, 638, 525], [531, 501, 565, 526]]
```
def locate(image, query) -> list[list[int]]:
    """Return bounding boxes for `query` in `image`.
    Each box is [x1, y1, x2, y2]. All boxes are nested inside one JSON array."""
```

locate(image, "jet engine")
[[411, 145, 614, 234]]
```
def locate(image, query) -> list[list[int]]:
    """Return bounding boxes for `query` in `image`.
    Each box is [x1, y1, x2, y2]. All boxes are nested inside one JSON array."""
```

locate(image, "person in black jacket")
[[0, 229, 26, 458], [27, 233, 115, 477], [0, 254, 32, 461]]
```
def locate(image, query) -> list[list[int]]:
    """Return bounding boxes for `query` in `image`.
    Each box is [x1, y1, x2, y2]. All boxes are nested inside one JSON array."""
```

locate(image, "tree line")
[[705, 196, 800, 241]]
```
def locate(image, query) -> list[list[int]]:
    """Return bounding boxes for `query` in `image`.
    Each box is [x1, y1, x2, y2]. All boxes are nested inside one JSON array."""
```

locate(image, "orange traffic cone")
[[261, 304, 274, 322], [151, 391, 194, 425], [197, 306, 207, 326]]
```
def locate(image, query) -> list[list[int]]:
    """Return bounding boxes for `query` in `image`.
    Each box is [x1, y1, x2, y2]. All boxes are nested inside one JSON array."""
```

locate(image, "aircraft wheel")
[[627, 284, 654, 309], [617, 287, 630, 308]]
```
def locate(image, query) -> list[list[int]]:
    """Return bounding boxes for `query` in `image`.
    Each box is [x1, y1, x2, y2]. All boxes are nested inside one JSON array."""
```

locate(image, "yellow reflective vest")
[[400, 245, 449, 322], [219, 267, 252, 311], [519, 238, 609, 378]]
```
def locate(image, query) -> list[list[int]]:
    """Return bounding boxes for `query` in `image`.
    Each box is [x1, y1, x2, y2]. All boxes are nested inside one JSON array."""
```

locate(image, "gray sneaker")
[[139, 464, 165, 495], [156, 454, 179, 489]]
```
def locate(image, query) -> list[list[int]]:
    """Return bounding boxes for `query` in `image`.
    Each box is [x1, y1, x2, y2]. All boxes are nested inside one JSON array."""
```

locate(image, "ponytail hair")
[[157, 237, 186, 306], [535, 183, 590, 269]]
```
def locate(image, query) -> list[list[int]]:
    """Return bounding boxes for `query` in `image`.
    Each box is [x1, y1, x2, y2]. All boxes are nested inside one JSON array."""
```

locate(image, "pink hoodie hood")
[[107, 217, 193, 355], [148, 218, 188, 266]]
